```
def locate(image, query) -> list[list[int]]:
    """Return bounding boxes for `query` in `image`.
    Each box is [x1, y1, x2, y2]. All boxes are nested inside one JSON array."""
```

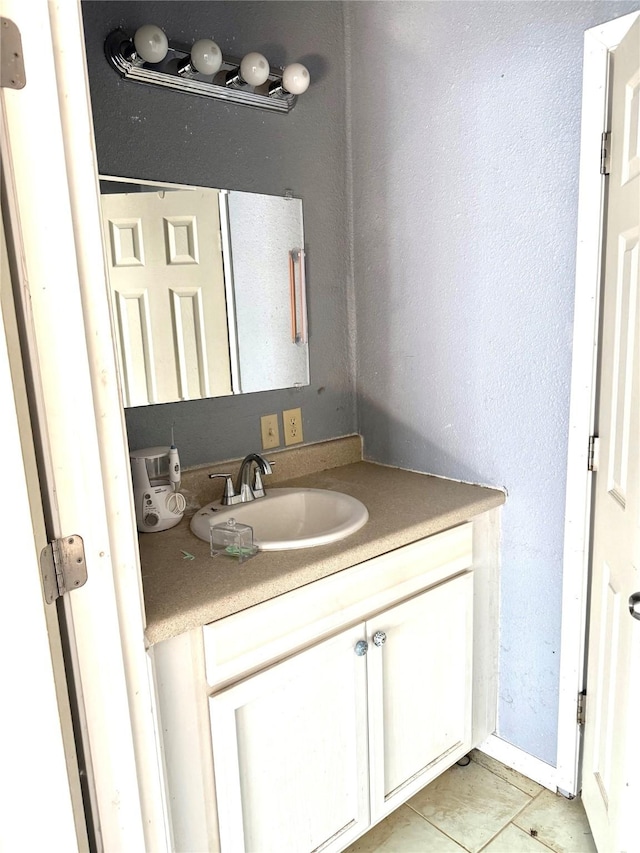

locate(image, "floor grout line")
[[401, 757, 541, 853], [388, 759, 581, 853], [476, 820, 565, 853], [467, 756, 541, 851], [470, 775, 564, 853], [403, 802, 473, 852]]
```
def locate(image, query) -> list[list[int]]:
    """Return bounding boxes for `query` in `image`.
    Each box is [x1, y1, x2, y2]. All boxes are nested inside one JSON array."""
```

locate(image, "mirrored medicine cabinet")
[[99, 176, 309, 407]]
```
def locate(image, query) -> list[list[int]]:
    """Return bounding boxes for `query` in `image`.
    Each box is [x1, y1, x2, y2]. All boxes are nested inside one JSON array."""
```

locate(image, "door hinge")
[[588, 435, 600, 472], [40, 535, 88, 604], [0, 18, 26, 90], [577, 690, 587, 726], [600, 131, 611, 176]]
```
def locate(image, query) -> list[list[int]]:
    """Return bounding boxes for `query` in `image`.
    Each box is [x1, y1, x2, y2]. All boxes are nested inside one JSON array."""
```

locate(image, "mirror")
[[99, 177, 309, 407]]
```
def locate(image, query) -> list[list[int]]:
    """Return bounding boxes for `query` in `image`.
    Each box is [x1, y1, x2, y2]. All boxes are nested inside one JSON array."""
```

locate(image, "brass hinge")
[[40, 535, 88, 604], [577, 690, 587, 726], [600, 131, 611, 176], [0, 18, 26, 90], [588, 435, 600, 472]]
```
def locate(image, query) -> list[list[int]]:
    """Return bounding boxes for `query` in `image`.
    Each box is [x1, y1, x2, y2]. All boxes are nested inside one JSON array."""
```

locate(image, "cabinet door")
[[209, 624, 370, 853], [367, 571, 474, 819]]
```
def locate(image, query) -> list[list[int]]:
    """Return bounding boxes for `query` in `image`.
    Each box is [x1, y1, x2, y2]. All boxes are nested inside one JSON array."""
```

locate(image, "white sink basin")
[[190, 487, 368, 551]]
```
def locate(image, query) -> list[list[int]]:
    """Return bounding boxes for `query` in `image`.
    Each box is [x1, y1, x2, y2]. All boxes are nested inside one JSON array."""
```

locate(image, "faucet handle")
[[209, 473, 237, 505], [252, 461, 274, 498]]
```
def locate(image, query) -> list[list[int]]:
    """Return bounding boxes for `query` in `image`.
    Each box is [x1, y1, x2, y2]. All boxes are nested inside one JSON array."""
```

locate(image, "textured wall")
[[84, 0, 639, 768], [348, 0, 637, 765], [82, 1, 354, 466]]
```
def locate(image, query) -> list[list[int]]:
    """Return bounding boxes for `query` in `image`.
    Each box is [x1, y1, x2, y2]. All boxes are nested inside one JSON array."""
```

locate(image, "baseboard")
[[478, 734, 559, 792]]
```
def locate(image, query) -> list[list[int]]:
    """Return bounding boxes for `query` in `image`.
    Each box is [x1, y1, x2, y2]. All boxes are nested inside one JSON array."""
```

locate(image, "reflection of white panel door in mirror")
[[227, 192, 309, 394], [101, 189, 231, 406]]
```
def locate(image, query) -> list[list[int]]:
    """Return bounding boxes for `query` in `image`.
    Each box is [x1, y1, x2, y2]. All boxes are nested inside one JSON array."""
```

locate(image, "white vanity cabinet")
[[209, 623, 371, 853], [208, 572, 473, 853], [152, 519, 497, 853], [367, 571, 473, 821]]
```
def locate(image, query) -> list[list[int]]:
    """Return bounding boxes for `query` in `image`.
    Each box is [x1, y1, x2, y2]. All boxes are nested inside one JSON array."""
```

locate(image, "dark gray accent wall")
[[348, 1, 638, 766], [81, 1, 354, 467]]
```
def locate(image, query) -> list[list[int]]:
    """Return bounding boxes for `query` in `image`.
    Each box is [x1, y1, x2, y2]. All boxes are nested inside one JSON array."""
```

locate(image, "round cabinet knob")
[[354, 640, 368, 657], [373, 631, 387, 647], [144, 512, 160, 527], [629, 592, 640, 621]]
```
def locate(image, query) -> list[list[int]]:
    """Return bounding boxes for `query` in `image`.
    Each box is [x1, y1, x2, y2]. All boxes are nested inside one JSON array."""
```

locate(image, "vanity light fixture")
[[105, 25, 311, 113]]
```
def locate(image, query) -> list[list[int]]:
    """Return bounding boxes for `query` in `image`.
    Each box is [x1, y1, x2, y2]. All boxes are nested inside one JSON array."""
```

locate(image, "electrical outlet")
[[283, 407, 303, 446], [260, 414, 280, 450]]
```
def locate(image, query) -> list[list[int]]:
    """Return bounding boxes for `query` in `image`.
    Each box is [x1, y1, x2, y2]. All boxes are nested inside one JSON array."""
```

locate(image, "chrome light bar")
[[104, 29, 303, 114]]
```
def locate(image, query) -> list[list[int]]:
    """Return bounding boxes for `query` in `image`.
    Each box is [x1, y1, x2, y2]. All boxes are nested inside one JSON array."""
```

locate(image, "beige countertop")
[[140, 439, 505, 645]]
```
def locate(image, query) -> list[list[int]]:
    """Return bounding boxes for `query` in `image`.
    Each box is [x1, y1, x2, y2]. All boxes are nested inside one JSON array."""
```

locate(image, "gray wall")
[[82, 1, 355, 467], [84, 0, 639, 769], [348, 0, 638, 766]]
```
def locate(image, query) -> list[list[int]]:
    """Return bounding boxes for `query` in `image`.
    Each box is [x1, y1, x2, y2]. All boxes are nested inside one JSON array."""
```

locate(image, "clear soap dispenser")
[[209, 517, 257, 563]]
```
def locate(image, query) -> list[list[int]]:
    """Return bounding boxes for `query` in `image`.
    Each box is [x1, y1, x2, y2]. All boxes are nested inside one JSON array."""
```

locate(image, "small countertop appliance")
[[130, 445, 186, 533]]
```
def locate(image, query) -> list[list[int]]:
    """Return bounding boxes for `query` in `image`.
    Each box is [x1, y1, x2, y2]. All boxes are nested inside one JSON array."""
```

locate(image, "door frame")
[[0, 1, 170, 847], [557, 9, 640, 797]]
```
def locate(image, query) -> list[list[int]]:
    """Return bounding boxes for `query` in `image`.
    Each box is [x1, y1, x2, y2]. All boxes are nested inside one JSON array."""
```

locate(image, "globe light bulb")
[[281, 63, 310, 95], [190, 39, 222, 75], [239, 52, 270, 87], [133, 24, 169, 64]]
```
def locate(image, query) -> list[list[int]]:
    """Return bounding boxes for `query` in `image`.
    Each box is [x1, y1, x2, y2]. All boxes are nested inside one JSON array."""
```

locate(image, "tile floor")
[[344, 751, 597, 853]]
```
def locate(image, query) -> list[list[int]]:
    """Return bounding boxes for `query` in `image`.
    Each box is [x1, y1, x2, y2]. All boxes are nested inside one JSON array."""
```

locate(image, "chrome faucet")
[[236, 453, 273, 500], [209, 453, 273, 505]]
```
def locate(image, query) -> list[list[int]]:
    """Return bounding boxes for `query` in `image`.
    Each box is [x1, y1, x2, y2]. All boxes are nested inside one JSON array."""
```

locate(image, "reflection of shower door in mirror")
[[101, 189, 231, 406], [227, 192, 309, 394]]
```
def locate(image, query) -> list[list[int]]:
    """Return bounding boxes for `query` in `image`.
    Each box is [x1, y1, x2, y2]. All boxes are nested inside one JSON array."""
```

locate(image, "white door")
[[582, 17, 640, 853], [0, 201, 82, 852], [101, 188, 231, 405], [1, 1, 170, 848], [209, 624, 371, 853], [367, 573, 474, 821]]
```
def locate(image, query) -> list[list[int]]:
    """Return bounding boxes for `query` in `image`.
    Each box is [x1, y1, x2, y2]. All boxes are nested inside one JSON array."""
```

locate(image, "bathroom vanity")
[[141, 437, 504, 852]]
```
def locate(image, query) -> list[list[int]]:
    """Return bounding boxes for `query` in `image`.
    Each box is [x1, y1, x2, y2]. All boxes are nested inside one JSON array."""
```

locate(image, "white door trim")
[[557, 10, 640, 797], [48, 7, 172, 843]]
